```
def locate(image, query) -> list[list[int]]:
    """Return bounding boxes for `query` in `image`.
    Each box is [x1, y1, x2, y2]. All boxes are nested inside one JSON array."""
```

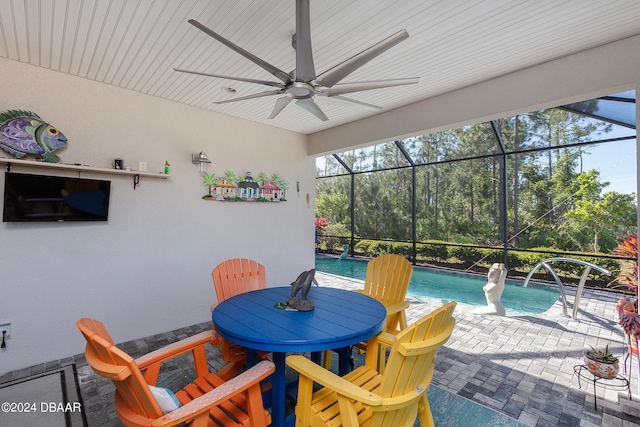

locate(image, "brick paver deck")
[[1, 271, 638, 426], [317, 271, 637, 427]]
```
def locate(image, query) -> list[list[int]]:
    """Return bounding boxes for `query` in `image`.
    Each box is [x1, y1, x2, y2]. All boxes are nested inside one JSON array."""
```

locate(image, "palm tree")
[[202, 173, 217, 196], [279, 180, 289, 201], [225, 170, 237, 185], [257, 172, 269, 186]]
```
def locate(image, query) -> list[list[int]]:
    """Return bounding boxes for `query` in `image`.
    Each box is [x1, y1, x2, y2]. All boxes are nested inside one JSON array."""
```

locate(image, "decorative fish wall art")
[[0, 110, 68, 163]]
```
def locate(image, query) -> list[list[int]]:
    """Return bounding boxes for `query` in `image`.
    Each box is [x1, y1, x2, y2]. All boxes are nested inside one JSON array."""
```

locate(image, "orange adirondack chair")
[[287, 302, 456, 427], [77, 318, 274, 427], [211, 258, 267, 379], [325, 254, 413, 370]]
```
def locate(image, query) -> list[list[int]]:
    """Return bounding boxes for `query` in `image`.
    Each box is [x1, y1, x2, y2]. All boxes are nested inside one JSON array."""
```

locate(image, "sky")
[[581, 130, 636, 199], [583, 141, 636, 196]]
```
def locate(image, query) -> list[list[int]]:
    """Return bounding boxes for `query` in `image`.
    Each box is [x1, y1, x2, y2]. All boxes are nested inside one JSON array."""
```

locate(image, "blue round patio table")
[[212, 286, 387, 427]]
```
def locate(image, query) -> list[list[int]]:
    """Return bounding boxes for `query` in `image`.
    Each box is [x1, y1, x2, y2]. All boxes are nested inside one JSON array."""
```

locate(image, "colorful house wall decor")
[[216, 178, 236, 199], [261, 181, 281, 201], [201, 170, 288, 203], [238, 172, 260, 200]]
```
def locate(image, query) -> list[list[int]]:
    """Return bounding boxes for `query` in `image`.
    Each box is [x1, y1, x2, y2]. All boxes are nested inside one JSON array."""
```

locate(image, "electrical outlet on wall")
[[138, 161, 148, 172], [0, 323, 11, 340]]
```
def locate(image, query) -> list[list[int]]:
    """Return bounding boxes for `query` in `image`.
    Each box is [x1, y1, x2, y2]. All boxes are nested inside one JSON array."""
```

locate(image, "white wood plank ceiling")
[[1, 0, 639, 135]]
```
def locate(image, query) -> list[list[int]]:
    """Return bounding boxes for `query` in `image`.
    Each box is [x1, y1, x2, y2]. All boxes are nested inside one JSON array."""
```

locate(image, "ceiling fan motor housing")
[[287, 82, 315, 99]]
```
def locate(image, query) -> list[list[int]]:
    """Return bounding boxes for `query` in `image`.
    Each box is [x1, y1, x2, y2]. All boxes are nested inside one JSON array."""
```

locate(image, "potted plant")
[[612, 234, 640, 416], [611, 233, 638, 308], [612, 234, 640, 365], [583, 345, 619, 378]]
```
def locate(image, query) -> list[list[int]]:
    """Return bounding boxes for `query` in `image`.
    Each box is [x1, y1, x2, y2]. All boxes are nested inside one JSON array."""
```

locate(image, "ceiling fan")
[[175, 0, 419, 122]]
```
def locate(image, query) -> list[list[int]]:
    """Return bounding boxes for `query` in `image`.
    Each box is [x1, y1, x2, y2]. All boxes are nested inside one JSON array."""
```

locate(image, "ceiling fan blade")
[[295, 98, 328, 121], [188, 19, 292, 83], [316, 29, 409, 88], [295, 0, 316, 82], [173, 68, 283, 87], [322, 77, 419, 96], [316, 94, 382, 111], [213, 90, 282, 105], [268, 96, 294, 119]]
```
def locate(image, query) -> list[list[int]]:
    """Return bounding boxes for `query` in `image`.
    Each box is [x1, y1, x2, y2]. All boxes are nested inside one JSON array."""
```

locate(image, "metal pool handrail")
[[523, 257, 612, 320]]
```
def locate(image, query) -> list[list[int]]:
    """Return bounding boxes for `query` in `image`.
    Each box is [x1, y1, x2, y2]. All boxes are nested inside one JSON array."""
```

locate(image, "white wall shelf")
[[0, 157, 169, 189]]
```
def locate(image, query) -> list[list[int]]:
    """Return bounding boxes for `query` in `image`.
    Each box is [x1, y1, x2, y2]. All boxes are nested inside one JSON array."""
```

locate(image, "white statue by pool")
[[472, 263, 507, 316]]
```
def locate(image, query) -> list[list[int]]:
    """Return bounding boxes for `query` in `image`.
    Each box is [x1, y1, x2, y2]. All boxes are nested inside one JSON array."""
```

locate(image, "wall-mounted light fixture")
[[192, 151, 212, 172]]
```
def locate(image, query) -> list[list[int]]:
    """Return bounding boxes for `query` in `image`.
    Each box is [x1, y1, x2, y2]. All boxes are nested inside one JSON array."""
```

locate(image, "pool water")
[[427, 385, 527, 427], [315, 257, 560, 315]]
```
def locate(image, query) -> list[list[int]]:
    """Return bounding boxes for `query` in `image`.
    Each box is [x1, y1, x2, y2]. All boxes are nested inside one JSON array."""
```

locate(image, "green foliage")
[[257, 172, 268, 185], [202, 173, 217, 195], [609, 233, 638, 294], [318, 223, 350, 253], [509, 250, 548, 270], [345, 238, 620, 287], [353, 240, 368, 256], [390, 242, 413, 257], [316, 191, 350, 225], [315, 105, 636, 278], [355, 240, 453, 262], [448, 245, 482, 262], [224, 170, 237, 185], [416, 241, 449, 260], [564, 170, 637, 252], [202, 173, 216, 185], [586, 345, 618, 362], [365, 241, 392, 257], [504, 250, 527, 269], [475, 248, 504, 266], [352, 240, 413, 257]]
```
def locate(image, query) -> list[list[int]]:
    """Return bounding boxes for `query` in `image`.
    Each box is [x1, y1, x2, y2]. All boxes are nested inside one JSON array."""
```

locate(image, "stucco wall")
[[0, 57, 313, 373]]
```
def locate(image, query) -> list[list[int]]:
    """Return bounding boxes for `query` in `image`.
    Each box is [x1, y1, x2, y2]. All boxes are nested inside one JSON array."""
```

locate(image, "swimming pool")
[[315, 257, 560, 315]]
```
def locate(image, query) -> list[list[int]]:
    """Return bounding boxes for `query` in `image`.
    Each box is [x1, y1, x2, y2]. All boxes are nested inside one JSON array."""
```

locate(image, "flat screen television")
[[3, 172, 111, 222]]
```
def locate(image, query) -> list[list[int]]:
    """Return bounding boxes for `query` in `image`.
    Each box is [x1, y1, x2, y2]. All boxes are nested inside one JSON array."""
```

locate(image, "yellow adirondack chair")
[[361, 254, 413, 334], [77, 318, 275, 427], [211, 258, 268, 379], [287, 301, 456, 427], [327, 254, 413, 371]]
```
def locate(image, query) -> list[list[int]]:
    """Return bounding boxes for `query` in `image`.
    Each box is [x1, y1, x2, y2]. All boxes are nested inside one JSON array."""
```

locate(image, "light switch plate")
[[138, 161, 148, 172]]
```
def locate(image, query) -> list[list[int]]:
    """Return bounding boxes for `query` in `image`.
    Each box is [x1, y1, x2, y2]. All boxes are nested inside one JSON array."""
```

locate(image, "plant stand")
[[574, 365, 630, 411], [623, 334, 640, 395], [620, 335, 640, 417]]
